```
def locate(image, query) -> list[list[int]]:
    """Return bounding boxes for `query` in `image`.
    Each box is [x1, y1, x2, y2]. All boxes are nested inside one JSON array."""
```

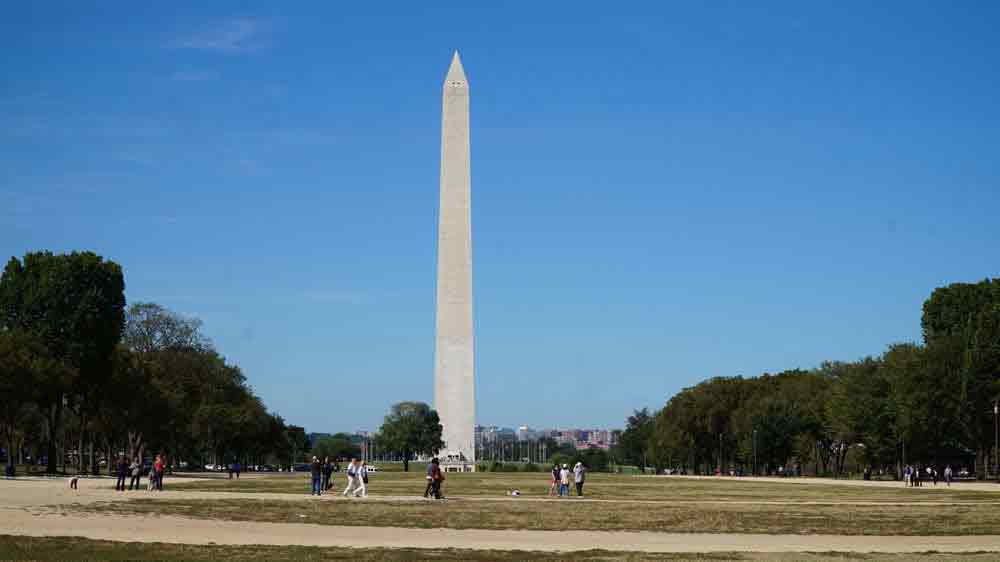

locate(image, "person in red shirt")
[[153, 455, 164, 491]]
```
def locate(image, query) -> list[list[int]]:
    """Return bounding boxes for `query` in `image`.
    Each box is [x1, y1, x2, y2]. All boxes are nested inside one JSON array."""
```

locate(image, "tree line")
[[616, 279, 1000, 478], [0, 251, 301, 474]]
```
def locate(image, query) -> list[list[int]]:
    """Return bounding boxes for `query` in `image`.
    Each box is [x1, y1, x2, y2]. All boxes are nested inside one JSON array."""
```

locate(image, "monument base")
[[441, 461, 476, 473]]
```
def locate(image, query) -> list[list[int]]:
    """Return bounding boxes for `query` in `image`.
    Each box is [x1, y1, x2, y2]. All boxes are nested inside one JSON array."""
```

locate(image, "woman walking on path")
[[429, 458, 445, 499], [548, 464, 559, 496], [355, 461, 369, 497], [559, 464, 571, 497]]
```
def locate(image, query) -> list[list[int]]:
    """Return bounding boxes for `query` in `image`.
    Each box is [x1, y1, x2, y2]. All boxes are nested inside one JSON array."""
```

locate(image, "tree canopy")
[[378, 401, 443, 472]]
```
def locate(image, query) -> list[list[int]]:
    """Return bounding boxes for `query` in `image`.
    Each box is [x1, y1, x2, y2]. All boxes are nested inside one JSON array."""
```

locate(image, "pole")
[[994, 401, 998, 482]]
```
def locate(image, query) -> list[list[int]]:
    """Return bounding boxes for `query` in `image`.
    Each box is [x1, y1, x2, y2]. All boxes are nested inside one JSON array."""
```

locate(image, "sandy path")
[[4, 477, 1000, 553], [2, 510, 999, 553]]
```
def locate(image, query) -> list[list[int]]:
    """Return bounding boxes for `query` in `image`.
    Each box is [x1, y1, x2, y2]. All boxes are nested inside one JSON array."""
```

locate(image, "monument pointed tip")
[[445, 50, 467, 82]]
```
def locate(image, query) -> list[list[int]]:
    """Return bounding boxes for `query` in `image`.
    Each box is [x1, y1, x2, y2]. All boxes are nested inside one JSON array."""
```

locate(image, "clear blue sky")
[[3, 2, 998, 433]]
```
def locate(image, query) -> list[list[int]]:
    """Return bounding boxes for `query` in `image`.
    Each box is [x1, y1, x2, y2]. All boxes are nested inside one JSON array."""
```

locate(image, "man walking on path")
[[128, 458, 141, 491], [424, 461, 435, 498], [574, 461, 587, 496], [114, 457, 127, 491], [310, 456, 322, 496], [342, 459, 359, 497], [944, 465, 953, 486], [234, 461, 241, 479], [559, 464, 571, 497]]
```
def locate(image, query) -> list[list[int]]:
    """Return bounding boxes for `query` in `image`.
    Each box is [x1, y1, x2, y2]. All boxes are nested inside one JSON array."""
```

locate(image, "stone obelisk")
[[434, 51, 475, 470]]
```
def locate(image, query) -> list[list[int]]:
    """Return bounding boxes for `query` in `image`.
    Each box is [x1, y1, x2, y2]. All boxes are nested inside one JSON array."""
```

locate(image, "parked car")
[[204, 464, 217, 471]]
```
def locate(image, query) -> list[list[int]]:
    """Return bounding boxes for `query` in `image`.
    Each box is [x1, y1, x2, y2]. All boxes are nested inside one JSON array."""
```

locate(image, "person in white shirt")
[[573, 462, 587, 496], [559, 464, 571, 497], [354, 461, 369, 497], [342, 459, 359, 497]]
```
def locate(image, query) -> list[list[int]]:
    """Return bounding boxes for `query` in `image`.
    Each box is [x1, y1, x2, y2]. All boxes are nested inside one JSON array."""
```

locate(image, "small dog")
[[69, 476, 78, 490]]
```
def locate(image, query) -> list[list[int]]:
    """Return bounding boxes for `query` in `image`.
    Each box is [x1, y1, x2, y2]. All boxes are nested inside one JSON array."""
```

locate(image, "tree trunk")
[[46, 399, 62, 474]]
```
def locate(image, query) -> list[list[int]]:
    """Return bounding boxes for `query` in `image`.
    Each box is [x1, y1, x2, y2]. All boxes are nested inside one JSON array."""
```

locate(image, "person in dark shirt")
[[310, 456, 323, 496], [424, 460, 435, 498], [115, 457, 128, 491]]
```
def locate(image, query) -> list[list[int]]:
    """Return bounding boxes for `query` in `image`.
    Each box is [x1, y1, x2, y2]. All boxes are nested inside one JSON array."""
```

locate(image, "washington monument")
[[434, 51, 475, 470]]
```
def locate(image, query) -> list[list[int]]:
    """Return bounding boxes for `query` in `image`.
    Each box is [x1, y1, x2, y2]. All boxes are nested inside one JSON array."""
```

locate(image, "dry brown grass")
[[85, 495, 1000, 536]]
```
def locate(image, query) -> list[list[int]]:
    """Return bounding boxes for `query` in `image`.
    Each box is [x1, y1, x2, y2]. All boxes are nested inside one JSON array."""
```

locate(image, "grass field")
[[78, 472, 1000, 536], [170, 471, 998, 503], [2, 536, 999, 562]]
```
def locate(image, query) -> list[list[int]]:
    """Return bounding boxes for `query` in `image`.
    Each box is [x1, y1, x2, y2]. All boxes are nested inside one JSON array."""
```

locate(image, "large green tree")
[[616, 408, 655, 469], [0, 251, 125, 473], [378, 401, 444, 472]]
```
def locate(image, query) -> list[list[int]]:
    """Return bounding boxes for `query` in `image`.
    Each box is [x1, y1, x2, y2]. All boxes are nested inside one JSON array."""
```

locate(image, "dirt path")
[[2, 510, 999, 553], [4, 477, 1000, 553]]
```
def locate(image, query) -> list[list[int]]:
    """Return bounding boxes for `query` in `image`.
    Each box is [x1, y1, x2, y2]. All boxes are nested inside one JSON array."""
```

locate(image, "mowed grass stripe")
[[170, 472, 1000, 503], [82, 496, 1000, 536]]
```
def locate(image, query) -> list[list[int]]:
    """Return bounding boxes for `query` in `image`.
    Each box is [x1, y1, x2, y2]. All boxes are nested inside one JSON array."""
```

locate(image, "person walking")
[[342, 459, 359, 497], [559, 463, 571, 497], [152, 455, 164, 492], [227, 462, 234, 480], [573, 461, 587, 497], [115, 456, 128, 491], [128, 457, 141, 491], [310, 456, 323, 496], [430, 457, 445, 499], [548, 464, 559, 496], [321, 457, 333, 491], [424, 460, 435, 498], [355, 461, 369, 497], [944, 465, 953, 486], [234, 460, 241, 479]]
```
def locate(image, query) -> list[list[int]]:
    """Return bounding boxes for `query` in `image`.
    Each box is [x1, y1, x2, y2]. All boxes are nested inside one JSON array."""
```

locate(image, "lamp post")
[[994, 400, 998, 482], [753, 429, 758, 477]]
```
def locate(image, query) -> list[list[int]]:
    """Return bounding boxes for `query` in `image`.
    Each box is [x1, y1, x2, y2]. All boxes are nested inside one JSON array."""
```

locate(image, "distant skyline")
[[2, 3, 998, 433]]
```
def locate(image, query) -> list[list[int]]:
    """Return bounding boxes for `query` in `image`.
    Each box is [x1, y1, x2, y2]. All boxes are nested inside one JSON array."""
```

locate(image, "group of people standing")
[[309, 457, 369, 497], [549, 462, 587, 497], [904, 465, 953, 487], [113, 454, 166, 491]]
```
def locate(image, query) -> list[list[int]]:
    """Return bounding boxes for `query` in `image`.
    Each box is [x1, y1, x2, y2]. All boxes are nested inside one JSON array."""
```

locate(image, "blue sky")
[[2, 2, 998, 433]]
